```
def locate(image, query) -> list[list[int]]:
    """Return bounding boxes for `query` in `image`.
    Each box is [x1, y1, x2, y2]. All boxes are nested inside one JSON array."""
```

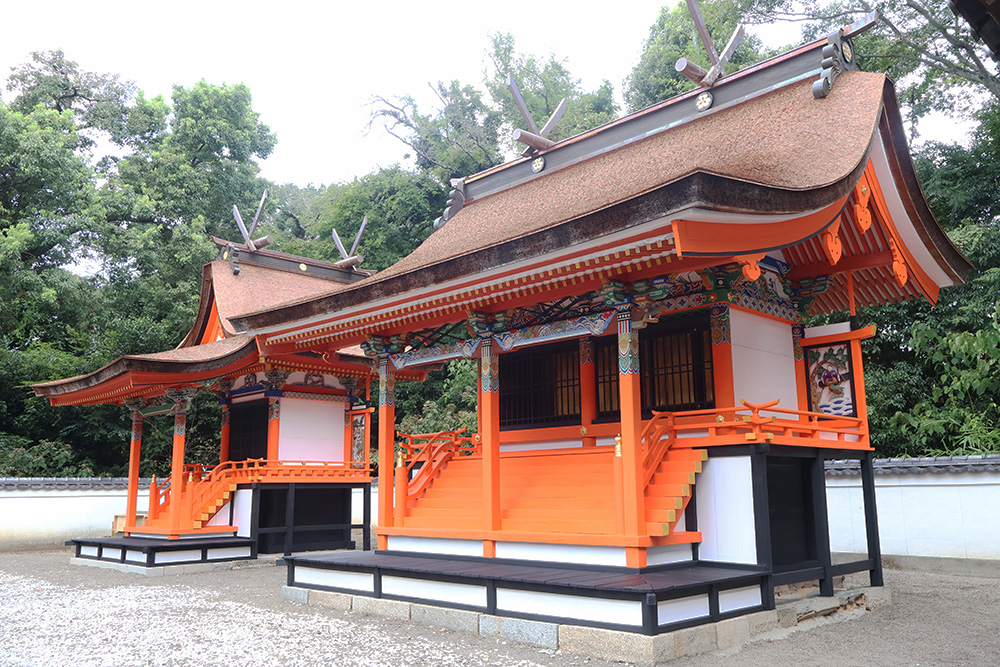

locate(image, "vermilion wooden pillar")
[[168, 397, 188, 535], [616, 309, 645, 538], [480, 338, 501, 534], [579, 338, 597, 447], [377, 357, 396, 546], [267, 396, 281, 460], [219, 401, 231, 463], [709, 303, 735, 408], [125, 405, 143, 531]]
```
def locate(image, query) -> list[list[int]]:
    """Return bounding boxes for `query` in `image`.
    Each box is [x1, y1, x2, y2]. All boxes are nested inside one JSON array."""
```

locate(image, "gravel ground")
[[0, 550, 997, 666]]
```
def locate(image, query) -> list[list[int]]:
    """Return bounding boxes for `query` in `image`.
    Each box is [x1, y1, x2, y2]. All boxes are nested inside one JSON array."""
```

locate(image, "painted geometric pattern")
[[617, 314, 640, 375], [379, 370, 396, 407], [709, 303, 731, 346], [730, 275, 799, 321], [494, 311, 614, 351], [481, 353, 500, 393], [391, 338, 481, 370]]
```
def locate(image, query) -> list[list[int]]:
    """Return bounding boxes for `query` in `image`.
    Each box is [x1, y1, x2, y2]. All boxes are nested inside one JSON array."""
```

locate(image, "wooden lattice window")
[[595, 312, 715, 420], [499, 341, 581, 429]]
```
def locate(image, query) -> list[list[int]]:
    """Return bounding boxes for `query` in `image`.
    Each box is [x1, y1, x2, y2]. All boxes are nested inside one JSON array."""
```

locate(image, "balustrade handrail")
[[638, 400, 868, 489], [147, 459, 372, 522], [397, 428, 478, 500]]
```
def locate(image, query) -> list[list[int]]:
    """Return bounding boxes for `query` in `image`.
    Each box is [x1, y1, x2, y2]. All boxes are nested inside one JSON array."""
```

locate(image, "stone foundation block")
[[496, 617, 558, 649], [309, 589, 353, 611], [860, 586, 892, 610], [281, 585, 309, 604], [674, 623, 718, 657], [411, 604, 480, 634], [716, 615, 751, 649], [479, 614, 501, 636], [745, 609, 778, 636], [352, 595, 411, 621], [558, 624, 676, 664]]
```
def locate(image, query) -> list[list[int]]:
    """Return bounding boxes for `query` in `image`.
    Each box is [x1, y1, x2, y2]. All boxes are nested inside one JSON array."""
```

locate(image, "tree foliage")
[[624, 1, 770, 113], [749, 0, 1000, 122]]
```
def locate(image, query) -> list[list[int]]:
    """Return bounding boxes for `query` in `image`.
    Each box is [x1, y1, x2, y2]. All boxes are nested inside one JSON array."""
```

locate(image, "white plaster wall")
[[0, 486, 149, 550], [729, 308, 798, 409], [278, 398, 345, 462], [827, 472, 1000, 560], [695, 456, 758, 564]]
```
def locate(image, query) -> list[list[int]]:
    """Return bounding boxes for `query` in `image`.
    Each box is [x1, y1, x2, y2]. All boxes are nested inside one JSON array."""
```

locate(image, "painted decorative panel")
[[805, 343, 856, 417]]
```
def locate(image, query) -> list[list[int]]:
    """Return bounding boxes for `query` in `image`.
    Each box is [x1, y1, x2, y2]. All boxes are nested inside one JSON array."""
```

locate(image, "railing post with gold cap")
[[394, 451, 407, 526], [613, 434, 625, 535]]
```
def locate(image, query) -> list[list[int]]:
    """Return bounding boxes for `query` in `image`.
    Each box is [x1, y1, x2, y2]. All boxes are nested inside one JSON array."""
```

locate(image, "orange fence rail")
[[664, 399, 868, 449], [146, 459, 372, 525], [397, 429, 479, 501]]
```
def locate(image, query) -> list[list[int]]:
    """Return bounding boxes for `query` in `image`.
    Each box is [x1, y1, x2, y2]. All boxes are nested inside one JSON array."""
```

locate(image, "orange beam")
[[785, 250, 893, 282], [672, 195, 849, 257]]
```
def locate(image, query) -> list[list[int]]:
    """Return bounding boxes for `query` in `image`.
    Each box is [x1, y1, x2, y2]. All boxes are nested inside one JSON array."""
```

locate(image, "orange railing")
[[397, 429, 479, 501], [640, 411, 677, 488], [146, 459, 372, 523]]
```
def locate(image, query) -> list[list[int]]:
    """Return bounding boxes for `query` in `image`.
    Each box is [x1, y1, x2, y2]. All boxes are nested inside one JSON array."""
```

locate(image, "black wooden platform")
[[71, 534, 255, 568], [285, 550, 770, 634]]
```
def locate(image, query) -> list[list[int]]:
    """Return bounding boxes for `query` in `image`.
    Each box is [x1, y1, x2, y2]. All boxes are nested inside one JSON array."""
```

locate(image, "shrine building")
[[32, 240, 428, 567], [228, 17, 969, 634], [34, 15, 971, 635]]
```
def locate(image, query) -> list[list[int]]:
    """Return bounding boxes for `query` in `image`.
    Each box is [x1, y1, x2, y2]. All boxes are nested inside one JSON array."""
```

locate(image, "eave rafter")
[[259, 232, 682, 355]]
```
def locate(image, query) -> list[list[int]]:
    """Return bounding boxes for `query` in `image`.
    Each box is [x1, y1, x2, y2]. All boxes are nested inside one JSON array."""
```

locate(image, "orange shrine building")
[[32, 241, 428, 566], [36, 17, 970, 634]]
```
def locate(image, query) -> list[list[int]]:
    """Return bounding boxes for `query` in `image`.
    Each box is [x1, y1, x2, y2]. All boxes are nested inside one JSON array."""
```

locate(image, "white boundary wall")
[[0, 480, 149, 550], [827, 469, 1000, 560]]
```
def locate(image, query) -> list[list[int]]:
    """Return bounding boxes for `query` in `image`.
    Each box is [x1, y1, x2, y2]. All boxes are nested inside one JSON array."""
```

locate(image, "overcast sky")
[[1, 1, 970, 188]]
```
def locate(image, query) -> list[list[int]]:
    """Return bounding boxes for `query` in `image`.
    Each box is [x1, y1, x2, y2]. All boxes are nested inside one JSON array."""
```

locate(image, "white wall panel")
[[494, 541, 627, 566], [646, 544, 693, 566], [386, 536, 482, 557], [827, 471, 1000, 560], [496, 588, 643, 626], [695, 456, 757, 564], [382, 576, 487, 607], [730, 309, 798, 409], [719, 585, 762, 613], [293, 567, 374, 592], [657, 595, 709, 625], [278, 398, 345, 462], [232, 489, 253, 538]]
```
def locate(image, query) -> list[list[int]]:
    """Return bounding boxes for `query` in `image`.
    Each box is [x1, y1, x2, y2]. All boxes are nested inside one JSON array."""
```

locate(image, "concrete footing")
[[70, 555, 277, 577], [281, 584, 891, 663]]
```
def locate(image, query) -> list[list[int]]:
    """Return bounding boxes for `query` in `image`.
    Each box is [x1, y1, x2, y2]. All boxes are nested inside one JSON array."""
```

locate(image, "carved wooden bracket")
[[854, 180, 872, 233], [822, 216, 843, 265], [734, 253, 766, 281], [888, 237, 908, 287]]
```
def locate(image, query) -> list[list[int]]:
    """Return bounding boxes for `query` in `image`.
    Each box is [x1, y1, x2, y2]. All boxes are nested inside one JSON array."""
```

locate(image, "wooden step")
[[645, 508, 677, 524], [644, 495, 684, 511], [644, 483, 691, 499], [501, 507, 615, 522], [401, 516, 481, 530], [664, 449, 708, 463], [646, 522, 672, 536], [650, 470, 696, 486]]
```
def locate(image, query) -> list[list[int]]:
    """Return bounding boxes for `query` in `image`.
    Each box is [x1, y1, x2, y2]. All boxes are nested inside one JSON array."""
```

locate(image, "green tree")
[[275, 166, 447, 273], [624, 1, 769, 113], [5, 49, 168, 150], [752, 0, 1000, 123], [484, 33, 619, 147]]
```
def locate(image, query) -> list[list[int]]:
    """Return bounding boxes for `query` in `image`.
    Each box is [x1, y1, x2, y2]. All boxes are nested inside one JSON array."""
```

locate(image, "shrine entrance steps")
[[284, 550, 770, 635], [399, 446, 706, 539]]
